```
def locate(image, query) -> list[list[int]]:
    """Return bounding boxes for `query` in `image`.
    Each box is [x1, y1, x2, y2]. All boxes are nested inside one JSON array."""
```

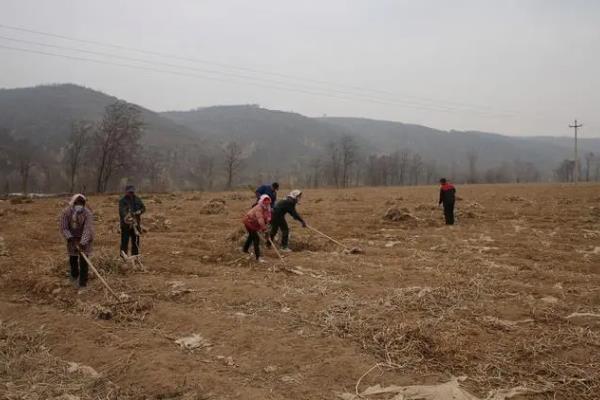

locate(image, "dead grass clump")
[[84, 297, 154, 323], [0, 236, 9, 256], [291, 236, 334, 252], [0, 320, 119, 399], [457, 210, 481, 219], [336, 195, 360, 202], [414, 204, 436, 211], [186, 193, 203, 201], [10, 207, 29, 215], [228, 192, 250, 201], [9, 197, 33, 205], [104, 196, 119, 204], [359, 321, 438, 366], [383, 207, 418, 223], [384, 286, 465, 315], [146, 213, 171, 232], [320, 298, 438, 367], [93, 251, 126, 275], [199, 198, 226, 214], [504, 195, 528, 202], [227, 226, 247, 242], [320, 297, 364, 337]]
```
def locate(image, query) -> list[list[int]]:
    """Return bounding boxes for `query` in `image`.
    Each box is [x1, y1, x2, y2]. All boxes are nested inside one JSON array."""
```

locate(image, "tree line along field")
[[1, 183, 600, 399]]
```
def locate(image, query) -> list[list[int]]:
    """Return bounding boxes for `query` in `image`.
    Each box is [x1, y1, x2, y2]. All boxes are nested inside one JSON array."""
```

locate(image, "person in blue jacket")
[[255, 182, 279, 208]]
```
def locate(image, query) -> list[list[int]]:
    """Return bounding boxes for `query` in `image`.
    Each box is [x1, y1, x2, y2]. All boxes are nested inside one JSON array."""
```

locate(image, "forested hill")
[[0, 84, 199, 147]]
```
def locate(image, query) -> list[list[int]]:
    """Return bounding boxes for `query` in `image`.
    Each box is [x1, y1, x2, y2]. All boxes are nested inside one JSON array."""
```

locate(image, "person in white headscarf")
[[269, 190, 306, 252], [59, 194, 94, 290]]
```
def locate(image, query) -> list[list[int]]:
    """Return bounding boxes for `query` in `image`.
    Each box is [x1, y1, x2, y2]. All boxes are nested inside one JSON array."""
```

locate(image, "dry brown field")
[[1, 184, 600, 399]]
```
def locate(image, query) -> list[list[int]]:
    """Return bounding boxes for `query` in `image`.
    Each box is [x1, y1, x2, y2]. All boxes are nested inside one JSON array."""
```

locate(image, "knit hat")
[[125, 185, 135, 193]]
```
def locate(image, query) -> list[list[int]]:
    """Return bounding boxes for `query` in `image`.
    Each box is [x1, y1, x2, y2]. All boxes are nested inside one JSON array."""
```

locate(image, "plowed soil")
[[1, 184, 599, 399]]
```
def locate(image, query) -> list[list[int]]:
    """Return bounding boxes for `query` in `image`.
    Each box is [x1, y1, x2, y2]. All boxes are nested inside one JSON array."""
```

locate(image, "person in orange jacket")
[[242, 194, 272, 262]]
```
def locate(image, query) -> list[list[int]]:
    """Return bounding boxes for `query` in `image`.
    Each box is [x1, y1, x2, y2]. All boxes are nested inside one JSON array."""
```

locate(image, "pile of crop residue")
[[145, 213, 171, 232], [199, 198, 226, 215], [383, 207, 418, 223]]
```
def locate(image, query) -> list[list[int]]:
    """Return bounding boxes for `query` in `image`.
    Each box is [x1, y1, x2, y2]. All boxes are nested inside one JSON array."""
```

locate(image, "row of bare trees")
[[3, 105, 591, 195], [555, 152, 600, 182]]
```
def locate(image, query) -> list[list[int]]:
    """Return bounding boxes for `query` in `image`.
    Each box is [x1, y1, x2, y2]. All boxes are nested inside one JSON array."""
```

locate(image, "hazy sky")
[[1, 0, 598, 137]]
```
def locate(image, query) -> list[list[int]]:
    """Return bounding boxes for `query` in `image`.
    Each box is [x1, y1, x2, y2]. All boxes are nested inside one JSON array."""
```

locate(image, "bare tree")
[[326, 141, 342, 187], [409, 153, 423, 185], [555, 159, 575, 182], [340, 135, 358, 188], [466, 149, 478, 184], [309, 157, 322, 188], [585, 152, 595, 182], [222, 141, 243, 189], [93, 101, 143, 193], [65, 121, 92, 193], [204, 156, 215, 190], [397, 149, 411, 185], [424, 161, 438, 184], [14, 139, 36, 194]]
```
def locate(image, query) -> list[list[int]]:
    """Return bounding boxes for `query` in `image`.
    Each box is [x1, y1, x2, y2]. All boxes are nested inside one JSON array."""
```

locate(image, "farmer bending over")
[[243, 194, 272, 263], [59, 194, 94, 291], [119, 185, 146, 258], [269, 190, 306, 252]]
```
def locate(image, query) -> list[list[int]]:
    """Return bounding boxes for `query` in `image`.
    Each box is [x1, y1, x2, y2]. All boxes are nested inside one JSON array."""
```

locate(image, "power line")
[[0, 23, 521, 116], [0, 44, 467, 112], [0, 34, 489, 115], [0, 43, 522, 117]]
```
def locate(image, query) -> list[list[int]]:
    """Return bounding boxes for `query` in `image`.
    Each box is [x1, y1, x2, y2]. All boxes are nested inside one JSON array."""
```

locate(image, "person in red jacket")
[[438, 178, 456, 225], [242, 194, 272, 262]]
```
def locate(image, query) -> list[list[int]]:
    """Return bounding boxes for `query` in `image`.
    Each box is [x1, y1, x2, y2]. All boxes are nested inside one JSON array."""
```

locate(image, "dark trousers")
[[121, 227, 139, 255], [69, 255, 88, 286], [270, 217, 289, 248], [443, 202, 455, 225], [243, 229, 261, 259]]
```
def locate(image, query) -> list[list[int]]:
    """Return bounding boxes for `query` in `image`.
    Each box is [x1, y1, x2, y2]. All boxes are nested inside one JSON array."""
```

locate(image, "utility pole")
[[569, 119, 583, 183]]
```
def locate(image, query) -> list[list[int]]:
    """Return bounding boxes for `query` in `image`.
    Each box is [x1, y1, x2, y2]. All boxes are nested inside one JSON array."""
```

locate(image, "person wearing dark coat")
[[255, 182, 279, 208], [119, 185, 146, 257], [438, 178, 456, 225], [269, 190, 306, 251]]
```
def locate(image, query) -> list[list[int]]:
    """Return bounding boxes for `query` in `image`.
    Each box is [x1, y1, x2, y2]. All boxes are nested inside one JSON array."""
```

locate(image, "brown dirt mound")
[[290, 237, 334, 252], [199, 199, 227, 214], [383, 207, 418, 222]]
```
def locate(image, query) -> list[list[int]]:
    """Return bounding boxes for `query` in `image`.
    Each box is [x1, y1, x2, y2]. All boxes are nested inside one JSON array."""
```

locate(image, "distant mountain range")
[[1, 83, 598, 187]]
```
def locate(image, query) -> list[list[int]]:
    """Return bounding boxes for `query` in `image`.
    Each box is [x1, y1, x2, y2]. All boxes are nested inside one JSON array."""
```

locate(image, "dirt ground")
[[1, 184, 600, 399]]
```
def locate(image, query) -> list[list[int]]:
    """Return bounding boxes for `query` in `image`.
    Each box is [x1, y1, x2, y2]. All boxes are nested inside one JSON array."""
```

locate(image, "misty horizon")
[[1, 0, 599, 139]]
